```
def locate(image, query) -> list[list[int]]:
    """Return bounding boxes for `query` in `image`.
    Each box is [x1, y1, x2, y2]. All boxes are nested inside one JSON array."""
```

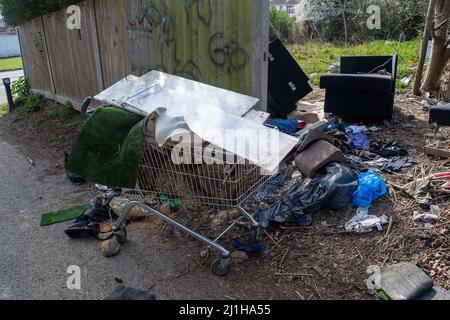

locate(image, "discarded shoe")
[[65, 197, 118, 240]]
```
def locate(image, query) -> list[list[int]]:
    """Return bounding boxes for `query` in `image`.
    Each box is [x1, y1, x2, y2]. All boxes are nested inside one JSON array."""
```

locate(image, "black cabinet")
[[268, 38, 313, 118]]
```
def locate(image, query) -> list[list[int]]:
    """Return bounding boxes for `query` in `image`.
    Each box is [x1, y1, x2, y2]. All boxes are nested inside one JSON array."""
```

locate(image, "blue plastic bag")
[[352, 171, 387, 207]]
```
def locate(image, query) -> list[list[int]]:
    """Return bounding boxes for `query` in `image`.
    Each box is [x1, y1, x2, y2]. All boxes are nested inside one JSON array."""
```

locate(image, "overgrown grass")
[[0, 103, 8, 117], [48, 101, 84, 129], [290, 38, 421, 91], [20, 93, 45, 114], [48, 101, 77, 120], [0, 56, 23, 71]]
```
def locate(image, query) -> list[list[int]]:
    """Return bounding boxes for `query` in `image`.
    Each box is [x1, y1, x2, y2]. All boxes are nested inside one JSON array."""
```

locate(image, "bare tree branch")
[[433, 17, 449, 31]]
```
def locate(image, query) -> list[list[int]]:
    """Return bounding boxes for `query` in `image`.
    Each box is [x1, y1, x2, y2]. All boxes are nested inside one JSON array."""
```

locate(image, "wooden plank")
[[18, 18, 53, 93], [94, 0, 127, 87], [425, 145, 450, 158], [40, 16, 56, 94], [90, 0, 105, 90]]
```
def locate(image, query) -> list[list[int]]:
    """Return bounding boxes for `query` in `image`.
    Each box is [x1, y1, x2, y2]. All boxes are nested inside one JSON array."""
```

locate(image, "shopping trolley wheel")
[[211, 258, 231, 277], [115, 228, 128, 244]]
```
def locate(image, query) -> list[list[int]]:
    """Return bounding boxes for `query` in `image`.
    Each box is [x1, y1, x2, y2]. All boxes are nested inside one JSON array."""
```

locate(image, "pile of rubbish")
[[252, 115, 448, 234]]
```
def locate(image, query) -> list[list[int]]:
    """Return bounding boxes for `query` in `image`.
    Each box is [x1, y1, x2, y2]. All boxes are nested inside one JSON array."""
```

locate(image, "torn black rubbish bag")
[[256, 163, 358, 228], [255, 171, 286, 202]]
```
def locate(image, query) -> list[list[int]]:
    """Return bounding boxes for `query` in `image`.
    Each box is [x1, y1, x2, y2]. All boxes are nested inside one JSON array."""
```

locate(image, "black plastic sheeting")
[[256, 163, 358, 228]]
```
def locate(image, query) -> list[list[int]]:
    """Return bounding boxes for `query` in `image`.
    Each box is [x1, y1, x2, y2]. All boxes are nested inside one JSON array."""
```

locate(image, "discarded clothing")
[[65, 197, 118, 240], [266, 118, 300, 134], [232, 237, 266, 253], [371, 140, 408, 158], [65, 107, 145, 189], [357, 150, 380, 160], [346, 132, 370, 150], [330, 131, 356, 155], [352, 171, 387, 207], [345, 207, 388, 233], [256, 163, 357, 228], [403, 176, 433, 205], [255, 171, 286, 202], [346, 155, 371, 172], [373, 156, 418, 173]]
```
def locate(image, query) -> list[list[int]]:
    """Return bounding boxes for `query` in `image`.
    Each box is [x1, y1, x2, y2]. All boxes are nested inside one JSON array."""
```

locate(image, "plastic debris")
[[255, 171, 286, 202], [352, 171, 387, 208], [413, 205, 440, 228], [256, 163, 357, 228], [346, 125, 368, 134], [345, 207, 389, 233]]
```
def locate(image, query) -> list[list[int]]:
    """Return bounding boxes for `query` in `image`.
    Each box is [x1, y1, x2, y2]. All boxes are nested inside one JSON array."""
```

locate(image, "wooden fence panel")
[[19, 0, 269, 108], [18, 18, 53, 93], [42, 0, 102, 102], [94, 0, 127, 87]]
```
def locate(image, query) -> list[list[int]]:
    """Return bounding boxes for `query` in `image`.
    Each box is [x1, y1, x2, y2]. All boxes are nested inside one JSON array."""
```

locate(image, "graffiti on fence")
[[209, 32, 249, 74], [184, 0, 211, 26], [125, 0, 249, 80]]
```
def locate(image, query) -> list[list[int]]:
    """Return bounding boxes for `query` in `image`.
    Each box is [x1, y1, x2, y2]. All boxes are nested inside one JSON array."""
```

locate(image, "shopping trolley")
[[111, 139, 272, 276], [88, 71, 298, 276]]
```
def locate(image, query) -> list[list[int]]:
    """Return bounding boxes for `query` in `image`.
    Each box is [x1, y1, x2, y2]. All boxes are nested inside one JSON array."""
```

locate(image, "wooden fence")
[[18, 0, 269, 110]]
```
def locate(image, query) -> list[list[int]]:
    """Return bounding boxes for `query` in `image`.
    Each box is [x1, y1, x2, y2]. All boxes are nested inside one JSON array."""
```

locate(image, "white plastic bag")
[[345, 207, 389, 233]]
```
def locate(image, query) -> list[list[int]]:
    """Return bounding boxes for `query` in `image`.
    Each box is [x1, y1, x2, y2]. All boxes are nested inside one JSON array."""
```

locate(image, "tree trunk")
[[413, 0, 436, 95], [341, 3, 348, 44], [447, 71, 450, 101], [421, 0, 450, 94]]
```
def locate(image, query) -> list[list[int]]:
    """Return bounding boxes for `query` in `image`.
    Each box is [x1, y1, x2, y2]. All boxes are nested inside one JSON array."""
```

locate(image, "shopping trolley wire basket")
[[112, 140, 274, 276]]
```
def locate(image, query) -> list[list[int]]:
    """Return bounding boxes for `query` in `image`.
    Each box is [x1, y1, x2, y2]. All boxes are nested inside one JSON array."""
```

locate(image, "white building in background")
[[0, 17, 16, 35], [270, 0, 302, 18], [0, 17, 21, 58]]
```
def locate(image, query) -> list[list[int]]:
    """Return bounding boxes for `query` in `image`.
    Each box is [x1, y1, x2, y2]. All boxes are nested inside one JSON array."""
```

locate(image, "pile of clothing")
[[327, 123, 418, 174]]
